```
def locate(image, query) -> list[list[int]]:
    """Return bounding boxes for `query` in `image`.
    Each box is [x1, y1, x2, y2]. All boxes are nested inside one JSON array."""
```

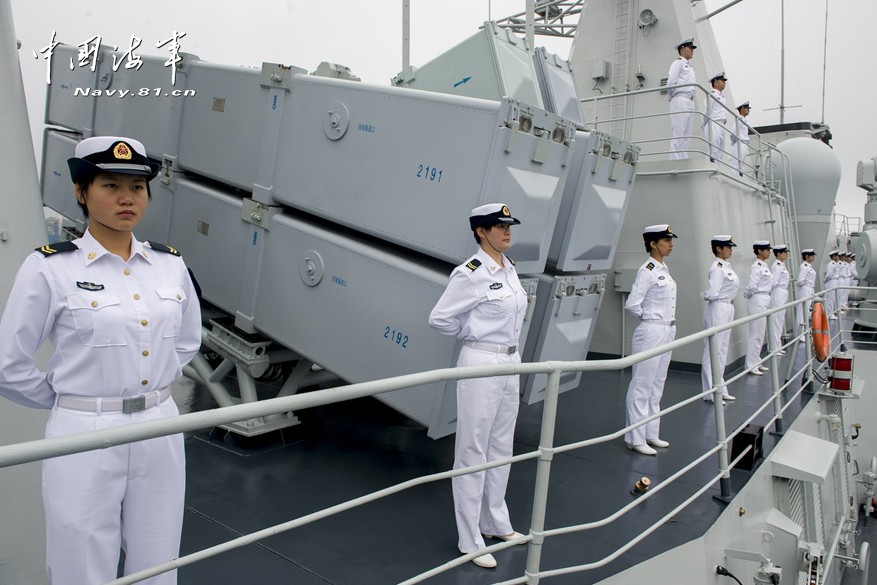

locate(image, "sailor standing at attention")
[[730, 100, 751, 174], [624, 224, 677, 456], [0, 136, 202, 585], [700, 235, 739, 404], [428, 203, 528, 569], [702, 72, 729, 162], [838, 251, 852, 313], [796, 248, 818, 327], [744, 240, 773, 375], [667, 37, 697, 160], [768, 244, 791, 356], [824, 250, 841, 320]]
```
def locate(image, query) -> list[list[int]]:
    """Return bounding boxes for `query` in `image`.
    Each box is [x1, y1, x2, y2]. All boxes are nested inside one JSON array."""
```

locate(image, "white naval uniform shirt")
[[702, 259, 739, 302], [703, 89, 727, 127], [824, 260, 840, 285], [428, 248, 528, 345], [667, 57, 696, 100], [798, 261, 817, 291], [625, 258, 676, 320], [745, 260, 772, 298], [0, 230, 202, 409], [771, 260, 790, 292]]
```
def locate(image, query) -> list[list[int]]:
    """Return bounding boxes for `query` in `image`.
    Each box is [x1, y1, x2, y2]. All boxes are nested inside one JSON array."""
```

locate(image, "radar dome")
[[773, 137, 841, 216]]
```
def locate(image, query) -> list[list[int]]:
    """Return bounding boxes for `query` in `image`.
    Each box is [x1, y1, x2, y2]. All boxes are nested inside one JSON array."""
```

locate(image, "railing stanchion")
[[524, 368, 561, 585], [709, 334, 733, 502], [767, 314, 785, 436]]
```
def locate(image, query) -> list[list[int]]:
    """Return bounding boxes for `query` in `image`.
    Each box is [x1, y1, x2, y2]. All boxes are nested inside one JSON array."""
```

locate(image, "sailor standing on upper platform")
[[702, 72, 728, 162], [667, 37, 697, 160], [744, 240, 773, 375], [730, 100, 751, 174]]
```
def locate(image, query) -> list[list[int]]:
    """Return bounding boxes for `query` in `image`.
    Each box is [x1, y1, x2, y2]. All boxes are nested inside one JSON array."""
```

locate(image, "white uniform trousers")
[[705, 120, 727, 162], [745, 293, 771, 369], [839, 278, 850, 309], [796, 286, 815, 327], [625, 322, 675, 446], [453, 345, 520, 554], [731, 140, 749, 173], [824, 279, 839, 318], [769, 289, 789, 354], [701, 301, 734, 398], [43, 397, 185, 585], [669, 95, 694, 160]]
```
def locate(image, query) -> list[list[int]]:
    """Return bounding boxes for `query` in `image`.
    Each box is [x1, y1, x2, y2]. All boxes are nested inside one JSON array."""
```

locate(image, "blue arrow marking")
[[453, 76, 472, 88]]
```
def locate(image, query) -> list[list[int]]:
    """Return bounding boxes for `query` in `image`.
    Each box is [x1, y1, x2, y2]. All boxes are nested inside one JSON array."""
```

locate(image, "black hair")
[[473, 222, 504, 244], [711, 241, 726, 256]]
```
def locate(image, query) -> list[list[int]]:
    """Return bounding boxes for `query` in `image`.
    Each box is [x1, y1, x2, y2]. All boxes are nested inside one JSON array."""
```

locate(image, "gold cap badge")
[[501, 206, 510, 216], [113, 142, 133, 160]]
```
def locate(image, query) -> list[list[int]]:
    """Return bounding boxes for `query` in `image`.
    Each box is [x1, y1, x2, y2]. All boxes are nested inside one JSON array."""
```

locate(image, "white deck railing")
[[0, 287, 871, 585]]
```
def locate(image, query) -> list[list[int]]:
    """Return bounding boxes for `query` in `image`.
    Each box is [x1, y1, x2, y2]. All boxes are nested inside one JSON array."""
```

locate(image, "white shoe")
[[626, 443, 657, 456], [471, 553, 497, 568], [704, 398, 727, 405], [722, 394, 736, 401], [829, 316, 837, 321], [759, 366, 769, 372], [749, 369, 764, 376], [484, 531, 526, 545], [777, 350, 787, 356], [647, 438, 670, 448]]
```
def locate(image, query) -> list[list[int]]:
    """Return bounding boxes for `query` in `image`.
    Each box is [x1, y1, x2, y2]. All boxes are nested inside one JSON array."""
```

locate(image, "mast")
[[780, 0, 785, 123]]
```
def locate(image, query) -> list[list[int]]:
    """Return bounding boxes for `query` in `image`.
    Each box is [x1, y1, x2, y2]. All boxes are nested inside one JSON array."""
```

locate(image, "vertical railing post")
[[524, 368, 561, 585], [709, 334, 733, 502], [804, 310, 815, 393], [767, 310, 785, 436]]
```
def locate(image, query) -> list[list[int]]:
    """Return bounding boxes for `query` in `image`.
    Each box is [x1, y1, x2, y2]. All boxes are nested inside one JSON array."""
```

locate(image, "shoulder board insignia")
[[717, 261, 723, 267], [507, 257, 516, 266], [35, 241, 78, 256], [145, 240, 181, 256], [466, 259, 482, 271], [646, 262, 655, 270]]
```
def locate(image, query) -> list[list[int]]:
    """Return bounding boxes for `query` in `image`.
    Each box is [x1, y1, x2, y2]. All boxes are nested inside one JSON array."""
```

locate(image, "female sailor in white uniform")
[[428, 203, 528, 569], [744, 241, 773, 375], [824, 250, 841, 319], [796, 248, 817, 327], [700, 235, 739, 404], [769, 244, 791, 356], [624, 224, 677, 456], [0, 136, 202, 585]]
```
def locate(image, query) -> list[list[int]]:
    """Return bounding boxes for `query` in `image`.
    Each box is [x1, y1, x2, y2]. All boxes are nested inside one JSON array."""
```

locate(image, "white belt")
[[672, 93, 694, 101], [711, 299, 733, 304], [642, 319, 676, 326], [57, 386, 171, 414], [464, 340, 518, 355], [753, 291, 770, 296]]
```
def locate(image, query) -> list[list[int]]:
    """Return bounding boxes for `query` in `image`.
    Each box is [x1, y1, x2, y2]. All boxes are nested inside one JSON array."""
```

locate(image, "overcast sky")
[[10, 0, 874, 223]]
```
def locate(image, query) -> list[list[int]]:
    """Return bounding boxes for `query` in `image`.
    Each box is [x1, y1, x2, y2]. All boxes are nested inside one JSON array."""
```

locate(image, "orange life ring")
[[812, 301, 830, 362]]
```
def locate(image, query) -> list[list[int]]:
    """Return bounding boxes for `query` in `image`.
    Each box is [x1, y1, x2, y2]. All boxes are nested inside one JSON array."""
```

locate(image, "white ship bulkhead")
[[568, 0, 839, 366]]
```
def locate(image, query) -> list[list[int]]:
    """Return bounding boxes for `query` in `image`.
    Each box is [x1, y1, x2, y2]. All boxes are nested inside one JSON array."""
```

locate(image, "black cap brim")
[[68, 158, 160, 184]]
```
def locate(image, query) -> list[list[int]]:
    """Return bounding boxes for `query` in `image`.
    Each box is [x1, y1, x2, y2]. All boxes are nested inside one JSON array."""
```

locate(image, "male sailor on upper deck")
[[667, 37, 697, 160], [702, 72, 728, 162], [730, 100, 751, 174]]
